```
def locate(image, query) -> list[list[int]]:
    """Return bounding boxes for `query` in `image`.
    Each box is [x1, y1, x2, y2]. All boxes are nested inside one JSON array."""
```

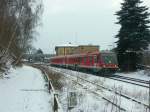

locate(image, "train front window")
[[84, 57, 87, 64], [101, 53, 117, 64]]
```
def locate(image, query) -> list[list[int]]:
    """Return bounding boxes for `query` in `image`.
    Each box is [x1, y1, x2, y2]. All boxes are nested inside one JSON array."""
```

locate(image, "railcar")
[[50, 51, 118, 75]]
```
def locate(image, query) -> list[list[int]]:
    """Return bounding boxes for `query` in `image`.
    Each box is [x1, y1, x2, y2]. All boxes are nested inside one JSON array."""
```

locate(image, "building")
[[55, 44, 100, 56], [55, 44, 77, 56], [75, 45, 99, 54]]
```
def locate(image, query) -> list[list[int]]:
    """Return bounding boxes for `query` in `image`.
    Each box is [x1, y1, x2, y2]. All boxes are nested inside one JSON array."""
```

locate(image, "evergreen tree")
[[115, 0, 150, 71]]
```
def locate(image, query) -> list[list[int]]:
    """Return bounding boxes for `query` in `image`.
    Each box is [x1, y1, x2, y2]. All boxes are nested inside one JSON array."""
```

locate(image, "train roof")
[[55, 43, 78, 48], [50, 51, 101, 59], [50, 51, 117, 59]]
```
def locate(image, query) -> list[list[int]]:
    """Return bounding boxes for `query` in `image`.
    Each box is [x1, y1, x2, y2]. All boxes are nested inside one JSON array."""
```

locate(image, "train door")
[[84, 56, 87, 66], [93, 55, 97, 67], [89, 56, 93, 66], [63, 57, 65, 66], [97, 53, 102, 67], [77, 57, 81, 65]]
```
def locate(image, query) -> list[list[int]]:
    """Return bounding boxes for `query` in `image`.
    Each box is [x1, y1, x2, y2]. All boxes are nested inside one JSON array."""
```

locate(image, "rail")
[[59, 69, 149, 108], [110, 75, 149, 84], [107, 77, 149, 88], [32, 64, 150, 111], [62, 73, 127, 112], [136, 61, 150, 111], [49, 66, 150, 110], [34, 64, 126, 111], [137, 64, 150, 70]]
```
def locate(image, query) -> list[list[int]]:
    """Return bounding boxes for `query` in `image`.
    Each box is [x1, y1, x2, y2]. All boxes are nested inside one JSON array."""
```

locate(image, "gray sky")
[[33, 0, 150, 54]]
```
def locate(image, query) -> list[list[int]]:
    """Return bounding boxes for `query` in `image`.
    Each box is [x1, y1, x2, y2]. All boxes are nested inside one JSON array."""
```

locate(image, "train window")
[[90, 56, 93, 64], [94, 56, 97, 63], [103, 56, 112, 64], [78, 57, 81, 63], [84, 57, 87, 64], [101, 54, 117, 64]]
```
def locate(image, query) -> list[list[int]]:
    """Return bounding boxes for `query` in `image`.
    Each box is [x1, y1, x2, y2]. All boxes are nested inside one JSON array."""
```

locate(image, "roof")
[[55, 43, 78, 48], [50, 51, 100, 59], [78, 45, 99, 47]]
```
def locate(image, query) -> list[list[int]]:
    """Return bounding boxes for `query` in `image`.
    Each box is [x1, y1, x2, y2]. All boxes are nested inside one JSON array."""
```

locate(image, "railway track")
[[64, 75, 127, 112], [59, 66, 150, 88], [31, 64, 150, 111], [109, 75, 149, 84], [32, 64, 127, 112], [36, 65, 149, 111], [57, 68, 149, 109], [31, 63, 150, 87], [106, 75, 149, 88], [110, 64, 150, 87], [48, 64, 149, 88]]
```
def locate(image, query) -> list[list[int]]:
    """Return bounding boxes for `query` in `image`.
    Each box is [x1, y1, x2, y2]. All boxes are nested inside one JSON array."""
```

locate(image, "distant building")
[[55, 44, 77, 56], [75, 45, 99, 54], [23, 51, 55, 63], [55, 44, 100, 56]]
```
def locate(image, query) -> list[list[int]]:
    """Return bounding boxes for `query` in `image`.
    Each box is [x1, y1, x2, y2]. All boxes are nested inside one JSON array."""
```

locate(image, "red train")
[[50, 51, 118, 74]]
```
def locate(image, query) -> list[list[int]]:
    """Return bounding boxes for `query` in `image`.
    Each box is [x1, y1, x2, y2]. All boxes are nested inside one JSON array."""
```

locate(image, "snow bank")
[[0, 65, 52, 112]]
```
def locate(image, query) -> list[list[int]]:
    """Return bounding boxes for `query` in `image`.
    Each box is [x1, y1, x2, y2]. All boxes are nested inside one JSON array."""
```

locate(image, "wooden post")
[[48, 80, 51, 93], [54, 94, 58, 112]]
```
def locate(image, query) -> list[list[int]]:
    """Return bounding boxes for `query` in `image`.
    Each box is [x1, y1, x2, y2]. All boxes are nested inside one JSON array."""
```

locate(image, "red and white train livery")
[[50, 51, 118, 74]]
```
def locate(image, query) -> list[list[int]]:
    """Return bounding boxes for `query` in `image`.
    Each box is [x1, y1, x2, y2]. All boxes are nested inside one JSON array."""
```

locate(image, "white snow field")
[[49, 66, 150, 112], [0, 65, 52, 112]]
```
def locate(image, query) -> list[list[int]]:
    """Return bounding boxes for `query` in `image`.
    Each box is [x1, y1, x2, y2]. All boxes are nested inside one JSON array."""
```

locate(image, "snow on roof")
[[56, 43, 100, 48], [56, 43, 78, 47], [79, 44, 99, 47]]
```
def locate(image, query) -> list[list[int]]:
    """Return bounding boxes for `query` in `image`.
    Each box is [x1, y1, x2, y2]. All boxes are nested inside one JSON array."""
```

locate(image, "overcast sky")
[[33, 0, 150, 54]]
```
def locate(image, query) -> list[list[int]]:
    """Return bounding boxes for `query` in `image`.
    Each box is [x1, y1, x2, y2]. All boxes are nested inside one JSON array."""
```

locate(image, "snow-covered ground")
[[49, 66, 150, 112], [115, 70, 150, 81], [2, 65, 148, 112], [0, 65, 52, 112]]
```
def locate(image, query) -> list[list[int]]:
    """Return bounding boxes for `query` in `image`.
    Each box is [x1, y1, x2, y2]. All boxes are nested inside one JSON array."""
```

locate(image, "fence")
[[43, 71, 62, 112]]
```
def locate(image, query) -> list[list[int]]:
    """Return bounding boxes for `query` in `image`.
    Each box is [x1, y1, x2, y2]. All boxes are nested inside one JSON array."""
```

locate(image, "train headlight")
[[115, 65, 119, 68]]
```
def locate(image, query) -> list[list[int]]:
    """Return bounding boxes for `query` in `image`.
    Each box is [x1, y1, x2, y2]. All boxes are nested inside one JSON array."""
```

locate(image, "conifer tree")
[[116, 0, 150, 71]]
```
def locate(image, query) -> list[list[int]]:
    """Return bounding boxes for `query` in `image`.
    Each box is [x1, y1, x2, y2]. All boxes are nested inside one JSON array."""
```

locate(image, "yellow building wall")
[[56, 47, 76, 56], [77, 46, 99, 54], [55, 45, 99, 56]]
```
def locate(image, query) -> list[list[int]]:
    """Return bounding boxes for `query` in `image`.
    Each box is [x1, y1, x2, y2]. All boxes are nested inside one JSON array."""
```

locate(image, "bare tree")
[[0, 0, 43, 72]]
